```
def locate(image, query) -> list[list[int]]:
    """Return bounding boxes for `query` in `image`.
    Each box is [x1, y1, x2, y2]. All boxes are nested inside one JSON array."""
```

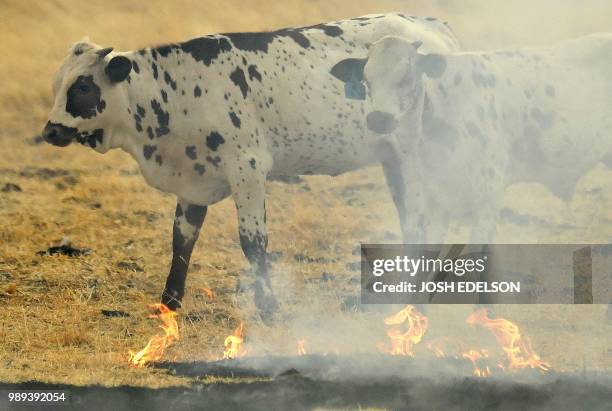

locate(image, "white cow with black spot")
[[42, 13, 459, 318], [332, 34, 612, 244]]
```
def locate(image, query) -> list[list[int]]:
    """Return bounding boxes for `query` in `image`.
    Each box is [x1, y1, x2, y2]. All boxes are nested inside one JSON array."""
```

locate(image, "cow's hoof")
[[254, 279, 279, 321], [161, 289, 182, 311]]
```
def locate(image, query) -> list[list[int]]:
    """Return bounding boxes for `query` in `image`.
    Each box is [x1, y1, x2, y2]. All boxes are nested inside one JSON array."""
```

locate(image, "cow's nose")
[[42, 123, 59, 141], [366, 111, 398, 134], [42, 122, 73, 147]]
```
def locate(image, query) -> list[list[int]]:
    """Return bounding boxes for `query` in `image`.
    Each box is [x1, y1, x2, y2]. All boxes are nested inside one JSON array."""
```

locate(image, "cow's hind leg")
[[161, 200, 207, 310], [228, 162, 278, 319]]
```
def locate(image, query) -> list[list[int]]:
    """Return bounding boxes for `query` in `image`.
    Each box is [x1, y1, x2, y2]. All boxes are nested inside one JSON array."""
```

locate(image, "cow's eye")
[[79, 84, 90, 93]]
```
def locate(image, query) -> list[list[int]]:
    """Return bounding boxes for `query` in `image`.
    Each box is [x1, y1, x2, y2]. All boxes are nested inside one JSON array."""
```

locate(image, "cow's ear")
[[330, 58, 367, 83], [105, 56, 132, 83], [416, 53, 447, 78]]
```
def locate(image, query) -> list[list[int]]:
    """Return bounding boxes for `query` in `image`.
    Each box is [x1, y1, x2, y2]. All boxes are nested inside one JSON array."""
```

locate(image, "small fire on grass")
[[376, 305, 551, 377], [379, 304, 428, 356], [462, 349, 492, 377], [223, 322, 247, 359], [201, 287, 215, 300], [297, 339, 307, 356], [467, 308, 551, 373], [125, 301, 551, 377], [128, 304, 179, 367]]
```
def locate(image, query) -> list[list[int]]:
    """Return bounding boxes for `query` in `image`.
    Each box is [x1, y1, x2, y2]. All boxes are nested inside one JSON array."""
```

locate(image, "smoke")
[[394, 0, 612, 50]]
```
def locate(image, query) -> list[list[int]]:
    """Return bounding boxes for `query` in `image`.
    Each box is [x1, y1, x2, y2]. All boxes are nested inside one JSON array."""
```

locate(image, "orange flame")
[[223, 322, 246, 359], [467, 309, 550, 373], [201, 287, 215, 300], [381, 305, 428, 356], [426, 338, 447, 358], [128, 304, 179, 367], [462, 348, 492, 377], [297, 339, 307, 356]]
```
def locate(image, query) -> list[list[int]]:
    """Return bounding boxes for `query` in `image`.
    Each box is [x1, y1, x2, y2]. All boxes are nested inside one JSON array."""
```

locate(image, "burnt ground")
[[1, 372, 610, 411]]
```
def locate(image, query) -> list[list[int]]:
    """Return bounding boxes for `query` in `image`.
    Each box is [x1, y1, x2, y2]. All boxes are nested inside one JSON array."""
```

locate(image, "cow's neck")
[[114, 49, 190, 158]]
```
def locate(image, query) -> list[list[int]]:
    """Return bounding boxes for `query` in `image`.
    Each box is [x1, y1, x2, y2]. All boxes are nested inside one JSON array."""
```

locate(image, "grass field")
[[0, 0, 611, 387]]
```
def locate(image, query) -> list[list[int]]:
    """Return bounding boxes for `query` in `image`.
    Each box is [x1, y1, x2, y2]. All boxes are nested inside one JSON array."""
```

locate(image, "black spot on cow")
[[164, 71, 177, 90], [230, 67, 250, 98], [512, 126, 544, 167], [151, 62, 158, 79], [185, 145, 197, 160], [248, 65, 262, 82], [151, 99, 170, 137], [66, 75, 103, 119], [146, 126, 154, 140], [206, 155, 221, 168], [161, 89, 168, 103], [308, 23, 343, 37], [132, 60, 140, 74], [75, 128, 104, 148], [284, 31, 311, 48], [226, 28, 311, 53], [184, 204, 207, 226], [180, 36, 233, 66], [151, 49, 158, 60], [206, 131, 225, 151], [249, 158, 257, 169], [136, 104, 146, 118], [155, 154, 163, 165], [176, 203, 184, 218], [193, 163, 206, 175], [225, 32, 277, 53], [134, 114, 143, 132], [465, 121, 487, 147], [530, 107, 554, 130], [229, 112, 241, 128], [156, 44, 176, 57], [143, 145, 157, 160], [194, 85, 202, 97]]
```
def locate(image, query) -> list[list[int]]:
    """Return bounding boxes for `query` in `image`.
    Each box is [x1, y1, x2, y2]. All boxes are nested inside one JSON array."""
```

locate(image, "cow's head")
[[331, 36, 446, 134], [42, 40, 132, 152]]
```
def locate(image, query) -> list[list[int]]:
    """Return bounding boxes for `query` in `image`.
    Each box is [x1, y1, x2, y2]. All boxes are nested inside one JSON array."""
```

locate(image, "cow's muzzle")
[[42, 121, 78, 147], [366, 111, 399, 134]]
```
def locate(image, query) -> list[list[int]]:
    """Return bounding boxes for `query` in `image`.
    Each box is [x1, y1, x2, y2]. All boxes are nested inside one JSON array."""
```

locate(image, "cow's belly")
[[267, 127, 386, 176], [133, 146, 231, 206]]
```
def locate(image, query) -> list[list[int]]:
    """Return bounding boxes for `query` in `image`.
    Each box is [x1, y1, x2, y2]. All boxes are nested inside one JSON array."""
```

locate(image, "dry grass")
[[0, 0, 611, 388]]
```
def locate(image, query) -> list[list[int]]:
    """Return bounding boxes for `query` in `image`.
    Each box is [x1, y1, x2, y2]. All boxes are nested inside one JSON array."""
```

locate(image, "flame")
[[297, 339, 307, 356], [426, 338, 447, 358], [223, 322, 246, 359], [201, 287, 215, 300], [381, 305, 428, 356], [462, 348, 492, 377], [128, 304, 179, 367], [467, 308, 550, 373]]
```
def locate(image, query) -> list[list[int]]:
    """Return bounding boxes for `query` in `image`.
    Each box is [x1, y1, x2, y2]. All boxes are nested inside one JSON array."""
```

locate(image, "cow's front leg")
[[228, 165, 278, 318], [161, 200, 207, 310]]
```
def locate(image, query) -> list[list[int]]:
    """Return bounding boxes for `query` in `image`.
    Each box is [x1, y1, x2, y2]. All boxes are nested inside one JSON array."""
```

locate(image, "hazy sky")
[[414, 0, 612, 49]]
